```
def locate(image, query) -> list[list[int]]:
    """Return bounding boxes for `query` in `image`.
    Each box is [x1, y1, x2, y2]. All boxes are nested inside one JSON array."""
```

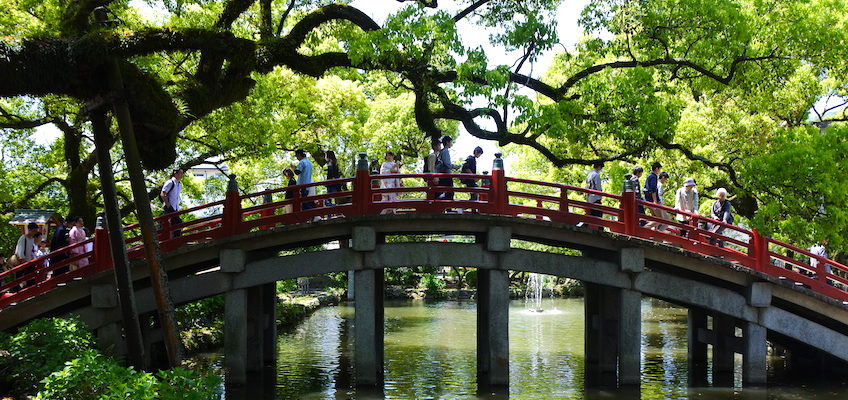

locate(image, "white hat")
[[683, 178, 696, 187]]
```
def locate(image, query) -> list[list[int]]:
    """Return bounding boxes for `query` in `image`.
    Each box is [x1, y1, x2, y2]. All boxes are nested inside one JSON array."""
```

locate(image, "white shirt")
[[586, 169, 602, 203], [15, 235, 34, 261], [162, 177, 182, 211], [809, 244, 830, 273]]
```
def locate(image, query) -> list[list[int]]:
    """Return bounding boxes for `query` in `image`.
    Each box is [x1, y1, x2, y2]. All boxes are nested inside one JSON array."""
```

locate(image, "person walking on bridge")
[[50, 216, 73, 275], [809, 239, 831, 276], [461, 146, 484, 201], [709, 188, 733, 248], [324, 150, 342, 206], [293, 150, 315, 211], [674, 178, 699, 237], [630, 166, 645, 224], [380, 151, 401, 214], [68, 217, 89, 269], [436, 136, 460, 200], [160, 168, 184, 238]]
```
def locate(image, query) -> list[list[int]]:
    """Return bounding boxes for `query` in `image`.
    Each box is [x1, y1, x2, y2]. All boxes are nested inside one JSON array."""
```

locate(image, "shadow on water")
[[216, 297, 848, 400]]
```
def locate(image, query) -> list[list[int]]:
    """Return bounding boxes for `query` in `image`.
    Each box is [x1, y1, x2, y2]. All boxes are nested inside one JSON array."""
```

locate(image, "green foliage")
[[1, 315, 95, 394], [35, 350, 158, 400], [419, 272, 446, 296], [176, 295, 225, 352], [35, 350, 222, 400]]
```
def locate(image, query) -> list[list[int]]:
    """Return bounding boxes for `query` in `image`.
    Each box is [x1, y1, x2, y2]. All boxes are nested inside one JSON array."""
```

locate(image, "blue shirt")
[[644, 172, 659, 203], [295, 158, 313, 185]]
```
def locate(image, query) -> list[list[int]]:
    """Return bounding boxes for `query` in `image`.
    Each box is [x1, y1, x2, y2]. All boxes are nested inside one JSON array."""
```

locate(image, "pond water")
[[225, 298, 848, 399]]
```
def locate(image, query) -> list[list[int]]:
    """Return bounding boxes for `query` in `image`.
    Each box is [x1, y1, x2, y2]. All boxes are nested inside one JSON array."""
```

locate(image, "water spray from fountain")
[[525, 273, 545, 312]]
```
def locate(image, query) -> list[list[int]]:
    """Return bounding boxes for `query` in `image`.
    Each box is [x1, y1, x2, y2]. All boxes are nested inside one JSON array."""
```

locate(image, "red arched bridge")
[[2, 154, 848, 389], [2, 156, 846, 308]]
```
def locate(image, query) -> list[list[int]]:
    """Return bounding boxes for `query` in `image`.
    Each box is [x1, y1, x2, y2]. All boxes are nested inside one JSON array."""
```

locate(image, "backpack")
[[434, 151, 445, 173]]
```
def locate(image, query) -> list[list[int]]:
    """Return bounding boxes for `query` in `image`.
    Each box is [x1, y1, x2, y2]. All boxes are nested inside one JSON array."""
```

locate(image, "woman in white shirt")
[[380, 151, 401, 214]]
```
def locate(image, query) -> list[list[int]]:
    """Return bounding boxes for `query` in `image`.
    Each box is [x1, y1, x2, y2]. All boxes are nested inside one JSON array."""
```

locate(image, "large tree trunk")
[[64, 168, 96, 226]]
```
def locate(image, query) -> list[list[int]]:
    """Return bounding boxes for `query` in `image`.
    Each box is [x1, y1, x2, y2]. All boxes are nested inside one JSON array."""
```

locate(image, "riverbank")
[[384, 280, 585, 300]]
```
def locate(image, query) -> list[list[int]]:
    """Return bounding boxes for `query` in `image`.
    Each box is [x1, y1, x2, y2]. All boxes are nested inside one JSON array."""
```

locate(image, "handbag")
[[8, 254, 21, 267]]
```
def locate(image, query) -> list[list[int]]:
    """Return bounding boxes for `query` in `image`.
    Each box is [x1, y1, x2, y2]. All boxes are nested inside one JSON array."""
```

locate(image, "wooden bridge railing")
[[2, 156, 847, 308]]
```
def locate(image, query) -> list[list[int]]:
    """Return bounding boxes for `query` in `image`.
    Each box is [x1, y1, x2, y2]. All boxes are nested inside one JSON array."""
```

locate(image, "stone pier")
[[222, 249, 277, 385], [583, 248, 643, 388]]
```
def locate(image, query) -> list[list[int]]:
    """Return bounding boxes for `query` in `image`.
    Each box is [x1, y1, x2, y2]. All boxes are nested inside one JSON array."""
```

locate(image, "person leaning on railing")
[[709, 188, 734, 248]]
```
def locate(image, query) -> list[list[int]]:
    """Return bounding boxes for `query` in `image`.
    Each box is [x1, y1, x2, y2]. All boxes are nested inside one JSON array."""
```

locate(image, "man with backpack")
[[160, 168, 184, 237]]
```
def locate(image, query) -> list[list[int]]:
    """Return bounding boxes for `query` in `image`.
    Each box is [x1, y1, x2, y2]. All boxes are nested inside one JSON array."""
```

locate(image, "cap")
[[684, 178, 696, 186], [473, 146, 483, 154]]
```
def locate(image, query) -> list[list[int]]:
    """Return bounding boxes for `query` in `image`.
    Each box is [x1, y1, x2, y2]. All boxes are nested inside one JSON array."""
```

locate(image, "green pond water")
[[223, 297, 848, 399]]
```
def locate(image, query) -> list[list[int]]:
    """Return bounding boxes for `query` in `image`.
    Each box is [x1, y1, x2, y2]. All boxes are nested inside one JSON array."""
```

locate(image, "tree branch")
[[453, 0, 492, 22], [0, 177, 67, 214], [275, 0, 297, 36]]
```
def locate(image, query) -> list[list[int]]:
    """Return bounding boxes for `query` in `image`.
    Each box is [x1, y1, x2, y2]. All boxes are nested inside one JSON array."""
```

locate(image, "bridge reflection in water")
[[2, 153, 848, 396]]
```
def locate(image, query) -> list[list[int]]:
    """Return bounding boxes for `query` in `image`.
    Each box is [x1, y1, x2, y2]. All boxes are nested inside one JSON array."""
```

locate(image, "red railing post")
[[353, 152, 372, 216], [490, 153, 507, 215], [750, 229, 769, 272], [158, 218, 171, 242], [621, 179, 637, 236], [479, 172, 490, 203], [221, 174, 243, 237], [559, 187, 570, 214], [94, 220, 113, 273]]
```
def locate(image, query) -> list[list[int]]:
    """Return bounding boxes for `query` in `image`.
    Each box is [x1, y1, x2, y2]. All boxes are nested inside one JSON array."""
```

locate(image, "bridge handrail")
[[4, 169, 848, 308]]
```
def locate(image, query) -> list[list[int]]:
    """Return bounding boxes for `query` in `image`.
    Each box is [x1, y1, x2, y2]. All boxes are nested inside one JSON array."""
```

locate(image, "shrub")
[[35, 349, 157, 400], [156, 368, 223, 400], [2, 315, 95, 394], [36, 350, 223, 400], [420, 273, 446, 297]]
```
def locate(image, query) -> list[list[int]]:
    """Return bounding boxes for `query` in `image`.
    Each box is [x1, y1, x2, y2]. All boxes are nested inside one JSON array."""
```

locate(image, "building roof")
[[9, 209, 60, 225]]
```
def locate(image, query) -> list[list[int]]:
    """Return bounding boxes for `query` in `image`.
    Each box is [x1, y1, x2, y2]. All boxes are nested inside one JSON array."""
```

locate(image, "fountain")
[[525, 273, 545, 312]]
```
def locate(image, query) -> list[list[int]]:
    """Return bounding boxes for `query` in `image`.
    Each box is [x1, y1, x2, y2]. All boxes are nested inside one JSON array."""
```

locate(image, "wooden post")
[[96, 6, 182, 366], [621, 180, 637, 236], [89, 105, 146, 369], [221, 175, 243, 237], [490, 153, 507, 215], [354, 152, 371, 216], [93, 225, 113, 273]]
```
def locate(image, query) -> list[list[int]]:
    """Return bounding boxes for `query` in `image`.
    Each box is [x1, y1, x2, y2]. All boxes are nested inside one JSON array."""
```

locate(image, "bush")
[[1, 315, 95, 394], [419, 273, 446, 297], [36, 350, 223, 400], [36, 350, 157, 400]]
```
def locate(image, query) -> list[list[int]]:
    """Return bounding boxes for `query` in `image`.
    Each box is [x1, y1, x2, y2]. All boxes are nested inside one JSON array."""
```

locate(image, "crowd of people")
[[584, 161, 735, 247], [2, 216, 91, 291], [0, 137, 832, 286]]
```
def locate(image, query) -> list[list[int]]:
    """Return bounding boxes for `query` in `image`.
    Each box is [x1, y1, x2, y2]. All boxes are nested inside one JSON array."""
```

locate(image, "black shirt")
[[326, 161, 340, 180], [285, 177, 297, 199], [51, 224, 69, 252], [461, 156, 477, 174]]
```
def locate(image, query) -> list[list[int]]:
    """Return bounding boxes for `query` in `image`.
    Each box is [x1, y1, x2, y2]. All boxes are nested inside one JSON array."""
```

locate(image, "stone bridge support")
[[222, 249, 277, 385], [477, 227, 511, 387], [352, 226, 385, 386], [687, 282, 771, 387], [584, 248, 643, 388]]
